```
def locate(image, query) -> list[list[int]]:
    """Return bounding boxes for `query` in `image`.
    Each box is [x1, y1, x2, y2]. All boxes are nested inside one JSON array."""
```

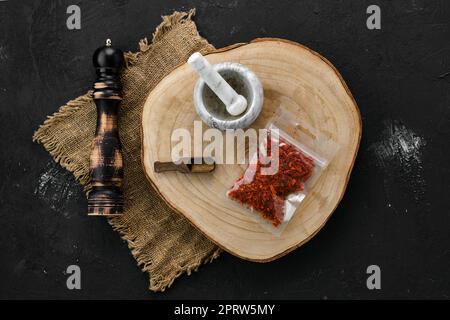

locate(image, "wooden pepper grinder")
[[87, 39, 124, 216]]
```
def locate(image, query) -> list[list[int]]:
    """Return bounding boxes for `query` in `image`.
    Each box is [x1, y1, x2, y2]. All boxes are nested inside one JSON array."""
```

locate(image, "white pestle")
[[188, 52, 247, 116]]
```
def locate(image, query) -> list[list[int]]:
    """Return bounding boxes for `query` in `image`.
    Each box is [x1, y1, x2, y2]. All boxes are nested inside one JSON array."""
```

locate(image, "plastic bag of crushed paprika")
[[227, 108, 339, 236]]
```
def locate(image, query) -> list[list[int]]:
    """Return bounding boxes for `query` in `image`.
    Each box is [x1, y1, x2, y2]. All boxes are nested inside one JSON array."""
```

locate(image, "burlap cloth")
[[33, 10, 221, 292]]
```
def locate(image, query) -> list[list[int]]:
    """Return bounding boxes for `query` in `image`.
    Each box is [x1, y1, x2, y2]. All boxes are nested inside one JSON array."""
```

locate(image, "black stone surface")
[[0, 0, 449, 299]]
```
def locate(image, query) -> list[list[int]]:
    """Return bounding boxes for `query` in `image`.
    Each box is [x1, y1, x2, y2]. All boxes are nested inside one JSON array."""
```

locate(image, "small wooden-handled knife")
[[154, 158, 215, 173]]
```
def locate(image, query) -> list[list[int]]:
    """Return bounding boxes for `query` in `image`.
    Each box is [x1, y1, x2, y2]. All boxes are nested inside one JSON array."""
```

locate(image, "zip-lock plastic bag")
[[227, 107, 340, 236]]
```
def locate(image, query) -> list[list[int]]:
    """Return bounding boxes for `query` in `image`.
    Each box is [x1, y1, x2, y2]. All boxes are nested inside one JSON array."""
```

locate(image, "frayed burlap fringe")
[[33, 92, 94, 188], [124, 9, 196, 67], [110, 217, 221, 291], [33, 9, 221, 292], [152, 9, 196, 43]]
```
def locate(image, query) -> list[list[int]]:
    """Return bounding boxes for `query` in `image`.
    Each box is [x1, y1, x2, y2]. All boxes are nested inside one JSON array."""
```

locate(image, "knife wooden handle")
[[87, 39, 124, 216], [154, 158, 215, 173], [154, 161, 190, 173]]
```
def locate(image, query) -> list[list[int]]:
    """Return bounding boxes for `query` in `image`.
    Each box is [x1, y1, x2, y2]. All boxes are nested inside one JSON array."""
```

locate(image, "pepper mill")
[[87, 39, 124, 216]]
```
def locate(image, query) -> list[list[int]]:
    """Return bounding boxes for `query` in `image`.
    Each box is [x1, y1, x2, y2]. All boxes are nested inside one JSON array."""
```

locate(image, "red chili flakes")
[[227, 136, 314, 227]]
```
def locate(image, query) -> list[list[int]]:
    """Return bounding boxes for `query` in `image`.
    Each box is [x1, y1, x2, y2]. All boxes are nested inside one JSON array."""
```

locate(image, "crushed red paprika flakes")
[[227, 135, 315, 227]]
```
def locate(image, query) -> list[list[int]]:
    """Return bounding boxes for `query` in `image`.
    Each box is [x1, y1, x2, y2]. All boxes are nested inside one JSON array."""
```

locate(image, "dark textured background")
[[0, 0, 449, 299]]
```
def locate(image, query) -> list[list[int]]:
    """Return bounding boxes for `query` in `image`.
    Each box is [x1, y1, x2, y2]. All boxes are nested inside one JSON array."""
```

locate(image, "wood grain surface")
[[141, 38, 362, 261]]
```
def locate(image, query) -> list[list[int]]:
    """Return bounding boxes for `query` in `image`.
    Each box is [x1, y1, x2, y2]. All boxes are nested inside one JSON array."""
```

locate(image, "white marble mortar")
[[193, 62, 264, 130]]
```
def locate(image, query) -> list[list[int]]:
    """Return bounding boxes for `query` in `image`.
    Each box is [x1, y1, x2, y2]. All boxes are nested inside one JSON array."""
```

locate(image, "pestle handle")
[[188, 52, 247, 116], [87, 39, 124, 216]]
